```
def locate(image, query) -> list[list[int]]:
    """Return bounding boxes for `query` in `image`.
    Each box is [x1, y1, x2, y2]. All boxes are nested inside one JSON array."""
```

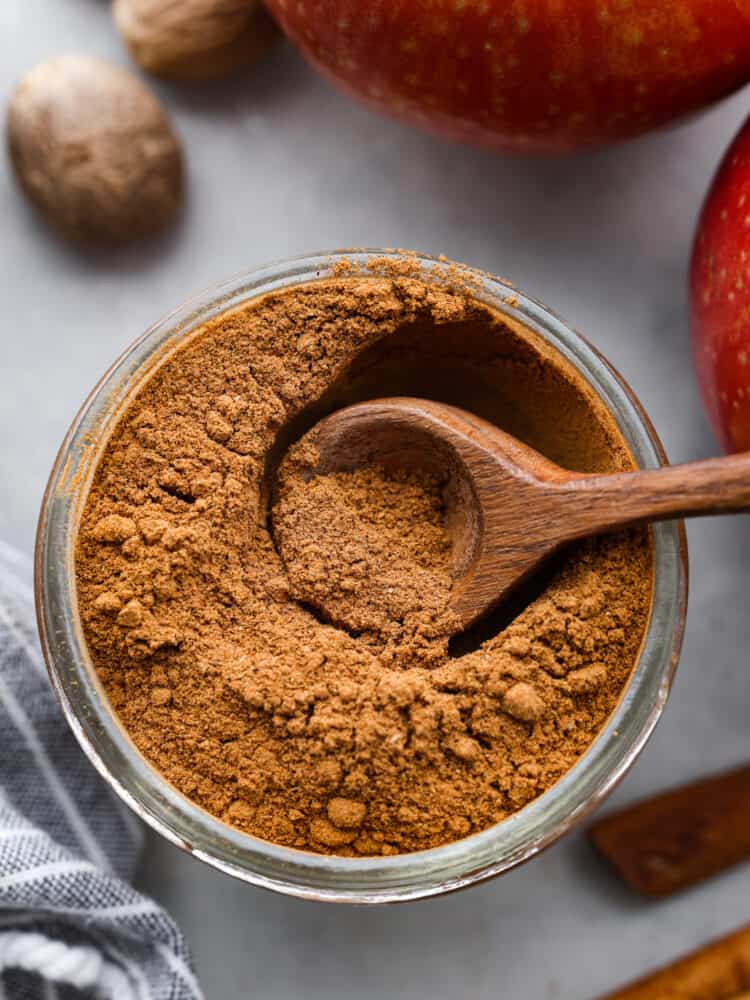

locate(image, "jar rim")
[[35, 249, 688, 903]]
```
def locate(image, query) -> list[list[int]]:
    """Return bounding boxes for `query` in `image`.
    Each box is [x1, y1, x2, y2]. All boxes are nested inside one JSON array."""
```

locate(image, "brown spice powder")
[[75, 271, 652, 856]]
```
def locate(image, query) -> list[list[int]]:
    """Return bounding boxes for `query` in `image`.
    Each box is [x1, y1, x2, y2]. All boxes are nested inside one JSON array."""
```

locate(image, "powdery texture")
[[76, 273, 652, 856], [274, 457, 457, 665]]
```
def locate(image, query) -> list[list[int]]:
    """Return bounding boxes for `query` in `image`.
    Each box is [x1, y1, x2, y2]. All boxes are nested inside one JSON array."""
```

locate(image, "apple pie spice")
[[75, 268, 652, 856]]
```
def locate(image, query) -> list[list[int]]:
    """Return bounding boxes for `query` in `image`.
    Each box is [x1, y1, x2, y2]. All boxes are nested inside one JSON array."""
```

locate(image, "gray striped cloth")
[[0, 541, 203, 1000]]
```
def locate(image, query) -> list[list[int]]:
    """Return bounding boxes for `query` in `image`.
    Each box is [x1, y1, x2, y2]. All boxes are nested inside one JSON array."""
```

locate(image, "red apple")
[[691, 117, 750, 452], [266, 0, 750, 153]]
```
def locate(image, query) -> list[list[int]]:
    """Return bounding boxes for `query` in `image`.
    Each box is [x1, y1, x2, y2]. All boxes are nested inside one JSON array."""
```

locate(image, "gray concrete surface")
[[2, 2, 750, 997]]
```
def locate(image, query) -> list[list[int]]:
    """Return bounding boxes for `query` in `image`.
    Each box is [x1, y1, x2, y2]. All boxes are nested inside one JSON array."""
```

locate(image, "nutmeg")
[[113, 0, 279, 82], [6, 55, 183, 247]]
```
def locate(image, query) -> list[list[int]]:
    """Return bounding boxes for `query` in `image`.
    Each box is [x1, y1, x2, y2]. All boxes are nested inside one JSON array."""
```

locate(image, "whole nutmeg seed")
[[113, 0, 279, 82], [6, 55, 183, 247]]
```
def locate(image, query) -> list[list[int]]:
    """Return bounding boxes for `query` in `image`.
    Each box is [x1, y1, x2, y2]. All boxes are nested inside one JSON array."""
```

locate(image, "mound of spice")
[[76, 268, 652, 856]]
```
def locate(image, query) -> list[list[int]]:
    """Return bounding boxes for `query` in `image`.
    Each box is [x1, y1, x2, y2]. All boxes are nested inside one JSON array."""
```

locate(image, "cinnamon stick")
[[588, 764, 750, 898], [601, 924, 750, 999]]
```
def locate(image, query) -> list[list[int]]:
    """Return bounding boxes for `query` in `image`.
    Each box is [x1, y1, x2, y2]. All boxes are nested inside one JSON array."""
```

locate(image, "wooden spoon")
[[311, 396, 750, 632]]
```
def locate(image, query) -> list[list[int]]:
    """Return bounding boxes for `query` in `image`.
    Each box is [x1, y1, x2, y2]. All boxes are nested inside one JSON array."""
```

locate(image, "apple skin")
[[691, 117, 750, 453], [266, 0, 750, 153]]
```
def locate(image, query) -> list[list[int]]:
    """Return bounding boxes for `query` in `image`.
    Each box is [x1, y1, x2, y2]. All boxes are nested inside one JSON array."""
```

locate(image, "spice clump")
[[76, 271, 652, 856]]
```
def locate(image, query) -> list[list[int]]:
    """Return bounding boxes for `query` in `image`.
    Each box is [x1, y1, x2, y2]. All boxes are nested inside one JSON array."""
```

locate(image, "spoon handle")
[[564, 452, 750, 536]]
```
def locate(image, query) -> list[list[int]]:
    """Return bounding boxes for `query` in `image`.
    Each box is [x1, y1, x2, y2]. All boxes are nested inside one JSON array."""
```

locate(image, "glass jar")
[[35, 250, 688, 903]]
